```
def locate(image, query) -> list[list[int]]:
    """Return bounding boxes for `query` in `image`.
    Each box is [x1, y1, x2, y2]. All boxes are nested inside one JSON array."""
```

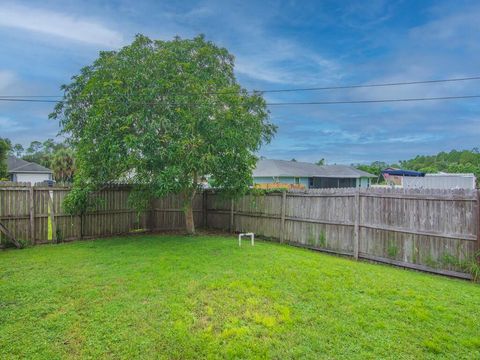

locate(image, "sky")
[[0, 0, 479, 164]]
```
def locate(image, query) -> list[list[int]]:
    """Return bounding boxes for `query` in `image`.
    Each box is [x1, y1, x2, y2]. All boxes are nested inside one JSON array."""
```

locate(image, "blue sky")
[[0, 0, 479, 164]]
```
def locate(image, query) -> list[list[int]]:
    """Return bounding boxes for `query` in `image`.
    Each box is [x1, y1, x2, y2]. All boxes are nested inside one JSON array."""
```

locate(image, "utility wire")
[[1, 75, 480, 98], [266, 95, 480, 105], [258, 76, 480, 93], [0, 95, 62, 98], [1, 94, 480, 105], [0, 98, 60, 103]]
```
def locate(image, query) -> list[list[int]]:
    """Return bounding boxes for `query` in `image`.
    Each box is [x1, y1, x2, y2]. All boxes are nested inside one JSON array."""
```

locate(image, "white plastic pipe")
[[238, 232, 254, 246]]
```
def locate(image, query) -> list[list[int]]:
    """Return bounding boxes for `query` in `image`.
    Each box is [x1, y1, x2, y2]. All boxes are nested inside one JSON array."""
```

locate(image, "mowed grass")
[[1, 235, 479, 359]]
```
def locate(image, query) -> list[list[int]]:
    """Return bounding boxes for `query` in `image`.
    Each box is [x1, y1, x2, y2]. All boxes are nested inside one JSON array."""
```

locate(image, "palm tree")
[[51, 148, 76, 183]]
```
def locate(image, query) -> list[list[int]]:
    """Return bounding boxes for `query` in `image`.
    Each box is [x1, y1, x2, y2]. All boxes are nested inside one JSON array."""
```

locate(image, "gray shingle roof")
[[253, 159, 375, 178], [7, 156, 53, 174]]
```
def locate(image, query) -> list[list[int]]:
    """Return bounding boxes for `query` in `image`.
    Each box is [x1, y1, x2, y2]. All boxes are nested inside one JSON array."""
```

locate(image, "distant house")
[[7, 156, 53, 184], [381, 168, 425, 186], [381, 168, 476, 189], [253, 159, 375, 189]]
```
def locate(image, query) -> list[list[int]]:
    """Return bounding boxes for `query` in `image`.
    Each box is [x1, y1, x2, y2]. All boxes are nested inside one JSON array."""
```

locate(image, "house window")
[[338, 178, 356, 188], [294, 177, 300, 185]]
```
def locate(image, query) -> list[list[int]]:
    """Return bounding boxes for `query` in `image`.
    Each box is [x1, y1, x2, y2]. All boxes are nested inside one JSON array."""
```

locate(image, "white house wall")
[[15, 173, 52, 184], [403, 175, 475, 189]]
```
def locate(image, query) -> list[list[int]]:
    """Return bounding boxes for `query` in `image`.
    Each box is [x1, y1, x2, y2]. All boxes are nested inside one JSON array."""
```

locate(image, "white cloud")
[[0, 3, 124, 47], [235, 39, 343, 86], [165, 1, 344, 86], [0, 70, 16, 92], [409, 5, 480, 50], [0, 116, 27, 132]]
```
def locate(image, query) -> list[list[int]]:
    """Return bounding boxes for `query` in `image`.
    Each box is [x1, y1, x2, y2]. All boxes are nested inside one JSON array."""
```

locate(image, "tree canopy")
[[50, 148, 76, 183], [355, 161, 391, 183], [0, 138, 10, 180], [21, 139, 67, 169], [50, 34, 276, 233]]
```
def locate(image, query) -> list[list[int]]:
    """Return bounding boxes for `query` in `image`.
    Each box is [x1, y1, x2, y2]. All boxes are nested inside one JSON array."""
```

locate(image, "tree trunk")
[[184, 174, 198, 235], [184, 200, 195, 235]]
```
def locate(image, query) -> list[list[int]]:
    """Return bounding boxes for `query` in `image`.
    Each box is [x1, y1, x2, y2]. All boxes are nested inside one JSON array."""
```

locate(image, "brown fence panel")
[[233, 193, 283, 239], [0, 183, 206, 246], [151, 193, 204, 231], [0, 184, 30, 244], [207, 187, 479, 279], [1, 182, 479, 279], [205, 192, 230, 231]]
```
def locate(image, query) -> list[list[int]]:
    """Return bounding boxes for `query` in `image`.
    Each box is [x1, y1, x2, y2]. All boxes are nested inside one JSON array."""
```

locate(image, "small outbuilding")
[[253, 159, 375, 189], [7, 156, 53, 184]]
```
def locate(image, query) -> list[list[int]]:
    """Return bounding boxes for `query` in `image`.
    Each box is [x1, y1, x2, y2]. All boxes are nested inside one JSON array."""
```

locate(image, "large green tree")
[[50, 34, 276, 234]]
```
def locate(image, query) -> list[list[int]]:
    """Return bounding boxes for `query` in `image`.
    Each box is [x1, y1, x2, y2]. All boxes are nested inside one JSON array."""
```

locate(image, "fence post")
[[29, 184, 35, 245], [353, 187, 360, 259], [78, 214, 83, 240], [203, 191, 208, 229], [147, 199, 156, 232], [230, 198, 235, 233], [280, 191, 287, 243]]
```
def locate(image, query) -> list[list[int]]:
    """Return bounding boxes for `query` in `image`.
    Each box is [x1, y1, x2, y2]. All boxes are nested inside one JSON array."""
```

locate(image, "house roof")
[[381, 168, 425, 177], [7, 156, 53, 174], [253, 159, 376, 178]]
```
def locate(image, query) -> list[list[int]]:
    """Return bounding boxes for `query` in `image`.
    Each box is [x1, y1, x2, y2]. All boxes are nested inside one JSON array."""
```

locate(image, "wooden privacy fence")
[[1, 182, 479, 279], [0, 182, 204, 246], [206, 188, 480, 279]]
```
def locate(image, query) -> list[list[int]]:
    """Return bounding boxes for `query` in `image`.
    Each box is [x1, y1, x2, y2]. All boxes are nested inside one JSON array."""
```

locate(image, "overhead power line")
[[1, 94, 480, 105], [266, 95, 480, 106], [0, 98, 59, 103], [0, 95, 61, 98], [1, 75, 480, 98], [258, 76, 480, 93]]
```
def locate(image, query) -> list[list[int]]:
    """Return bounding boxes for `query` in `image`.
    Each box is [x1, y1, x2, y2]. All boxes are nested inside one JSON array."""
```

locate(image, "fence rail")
[[1, 183, 479, 279], [206, 188, 480, 279], [0, 182, 203, 246]]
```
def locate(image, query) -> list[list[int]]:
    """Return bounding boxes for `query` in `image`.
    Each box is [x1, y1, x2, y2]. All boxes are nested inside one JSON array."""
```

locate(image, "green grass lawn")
[[1, 234, 479, 359]]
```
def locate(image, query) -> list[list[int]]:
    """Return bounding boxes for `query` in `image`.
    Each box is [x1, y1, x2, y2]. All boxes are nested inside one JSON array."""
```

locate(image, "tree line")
[[0, 137, 75, 183]]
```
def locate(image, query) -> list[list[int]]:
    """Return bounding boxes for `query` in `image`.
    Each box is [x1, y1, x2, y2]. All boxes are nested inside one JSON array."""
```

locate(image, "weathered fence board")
[[1, 182, 478, 279], [0, 183, 205, 246], [207, 188, 479, 279]]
